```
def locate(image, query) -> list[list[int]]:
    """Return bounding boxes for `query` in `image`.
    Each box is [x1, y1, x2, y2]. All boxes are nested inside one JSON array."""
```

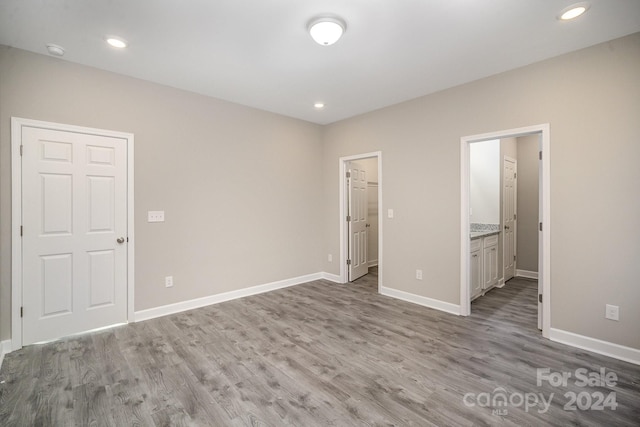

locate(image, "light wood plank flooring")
[[1, 269, 639, 426]]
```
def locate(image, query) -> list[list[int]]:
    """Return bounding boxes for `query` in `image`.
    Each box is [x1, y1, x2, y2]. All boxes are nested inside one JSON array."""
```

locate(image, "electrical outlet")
[[605, 304, 619, 321], [328, 254, 333, 262], [416, 269, 423, 280], [165, 276, 174, 288], [148, 211, 165, 222]]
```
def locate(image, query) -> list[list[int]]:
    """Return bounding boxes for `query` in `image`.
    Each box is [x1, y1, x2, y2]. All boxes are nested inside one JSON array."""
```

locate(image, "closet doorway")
[[339, 152, 382, 290]]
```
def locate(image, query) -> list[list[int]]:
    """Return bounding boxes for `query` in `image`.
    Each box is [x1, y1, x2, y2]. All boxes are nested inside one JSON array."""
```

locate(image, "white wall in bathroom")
[[470, 139, 500, 224]]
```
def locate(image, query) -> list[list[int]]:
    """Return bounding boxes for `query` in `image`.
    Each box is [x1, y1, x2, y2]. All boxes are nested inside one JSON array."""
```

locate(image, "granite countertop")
[[470, 223, 500, 240], [470, 230, 500, 240]]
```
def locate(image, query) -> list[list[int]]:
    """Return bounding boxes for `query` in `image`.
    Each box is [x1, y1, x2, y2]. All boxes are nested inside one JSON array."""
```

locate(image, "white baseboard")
[[321, 272, 342, 283], [549, 328, 640, 366], [0, 339, 12, 370], [368, 260, 378, 268], [135, 272, 323, 322], [516, 269, 538, 279], [380, 286, 461, 316], [496, 278, 506, 288]]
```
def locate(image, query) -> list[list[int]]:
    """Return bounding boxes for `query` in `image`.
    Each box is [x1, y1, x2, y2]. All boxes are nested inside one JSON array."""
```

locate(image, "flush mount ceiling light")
[[46, 43, 65, 56], [308, 17, 346, 46], [559, 3, 590, 20], [314, 102, 325, 109], [106, 36, 127, 48]]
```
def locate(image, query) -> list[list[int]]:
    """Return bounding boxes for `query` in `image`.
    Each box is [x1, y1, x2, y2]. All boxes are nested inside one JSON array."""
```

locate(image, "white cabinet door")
[[470, 250, 483, 299], [484, 244, 498, 289], [470, 238, 483, 299], [22, 126, 128, 345]]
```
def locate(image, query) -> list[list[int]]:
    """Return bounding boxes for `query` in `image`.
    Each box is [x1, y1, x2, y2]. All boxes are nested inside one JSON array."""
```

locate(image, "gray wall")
[[2, 33, 639, 352], [322, 33, 640, 349], [0, 46, 324, 340], [516, 135, 540, 273]]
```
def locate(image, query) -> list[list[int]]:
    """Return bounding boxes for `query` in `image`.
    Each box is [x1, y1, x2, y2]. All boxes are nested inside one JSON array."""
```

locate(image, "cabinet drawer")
[[470, 238, 482, 252], [483, 234, 499, 248]]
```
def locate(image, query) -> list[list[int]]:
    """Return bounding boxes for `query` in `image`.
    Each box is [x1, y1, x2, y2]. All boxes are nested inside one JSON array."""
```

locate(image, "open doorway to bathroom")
[[460, 125, 550, 338]]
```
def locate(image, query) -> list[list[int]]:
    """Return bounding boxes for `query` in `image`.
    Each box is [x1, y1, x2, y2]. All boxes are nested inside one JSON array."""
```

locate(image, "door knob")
[[117, 237, 125, 244], [366, 223, 371, 228], [504, 225, 509, 230]]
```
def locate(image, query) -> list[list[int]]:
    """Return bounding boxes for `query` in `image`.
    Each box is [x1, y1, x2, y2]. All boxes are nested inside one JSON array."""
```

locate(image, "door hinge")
[[20, 225, 23, 236], [514, 214, 516, 220], [346, 171, 351, 178], [539, 294, 542, 303], [514, 172, 517, 179], [346, 215, 351, 222], [346, 259, 351, 265], [539, 222, 543, 231], [21, 307, 23, 317], [514, 255, 516, 261], [20, 145, 23, 156], [539, 151, 542, 160]]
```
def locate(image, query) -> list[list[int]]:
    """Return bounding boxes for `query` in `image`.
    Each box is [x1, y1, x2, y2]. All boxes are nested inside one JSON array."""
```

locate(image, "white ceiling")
[[1, 1, 639, 124]]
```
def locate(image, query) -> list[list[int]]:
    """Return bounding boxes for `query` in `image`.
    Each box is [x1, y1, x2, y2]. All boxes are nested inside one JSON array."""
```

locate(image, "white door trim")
[[339, 152, 382, 289], [460, 124, 550, 338], [11, 117, 135, 351]]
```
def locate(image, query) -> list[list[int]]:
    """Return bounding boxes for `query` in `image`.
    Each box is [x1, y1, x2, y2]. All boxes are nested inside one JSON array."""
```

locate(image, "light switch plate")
[[388, 209, 394, 219], [605, 304, 619, 321], [148, 211, 165, 222]]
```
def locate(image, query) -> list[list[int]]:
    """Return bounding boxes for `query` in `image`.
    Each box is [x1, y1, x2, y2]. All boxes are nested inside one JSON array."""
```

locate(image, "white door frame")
[[460, 124, 550, 338], [339, 152, 382, 289], [11, 117, 135, 351]]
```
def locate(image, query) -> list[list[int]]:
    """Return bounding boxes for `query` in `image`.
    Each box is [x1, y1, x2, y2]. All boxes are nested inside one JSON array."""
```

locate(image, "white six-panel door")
[[21, 126, 128, 344], [503, 157, 517, 282], [348, 162, 369, 281]]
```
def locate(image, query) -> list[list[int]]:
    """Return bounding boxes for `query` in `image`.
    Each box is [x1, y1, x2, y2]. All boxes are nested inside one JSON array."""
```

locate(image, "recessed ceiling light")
[[314, 102, 325, 109], [559, 3, 589, 20], [308, 17, 346, 46], [106, 37, 127, 48], [46, 43, 65, 57]]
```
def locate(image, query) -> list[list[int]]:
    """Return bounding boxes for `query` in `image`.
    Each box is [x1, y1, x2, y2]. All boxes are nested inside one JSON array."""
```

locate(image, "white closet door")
[[348, 162, 369, 281], [22, 126, 128, 344]]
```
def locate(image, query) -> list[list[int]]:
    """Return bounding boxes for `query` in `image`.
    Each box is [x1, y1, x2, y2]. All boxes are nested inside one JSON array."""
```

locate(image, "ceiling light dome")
[[106, 36, 128, 48], [559, 3, 590, 20], [308, 17, 346, 46], [46, 43, 65, 56]]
